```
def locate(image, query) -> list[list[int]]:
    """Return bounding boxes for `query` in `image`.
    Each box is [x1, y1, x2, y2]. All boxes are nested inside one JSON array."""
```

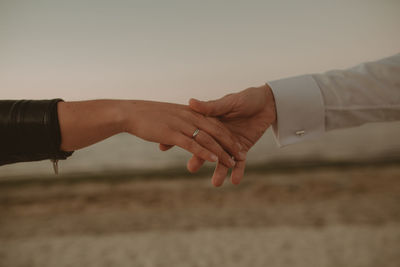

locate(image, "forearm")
[[268, 53, 400, 146], [58, 100, 127, 151], [1, 98, 241, 169], [313, 53, 400, 130]]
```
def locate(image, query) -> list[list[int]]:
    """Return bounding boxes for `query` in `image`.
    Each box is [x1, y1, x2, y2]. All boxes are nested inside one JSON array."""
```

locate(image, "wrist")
[[111, 100, 129, 134], [263, 84, 277, 124], [119, 100, 144, 134]]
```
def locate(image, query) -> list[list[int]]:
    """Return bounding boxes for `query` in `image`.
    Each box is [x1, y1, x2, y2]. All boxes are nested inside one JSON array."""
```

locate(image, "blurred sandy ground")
[[1, 163, 399, 267]]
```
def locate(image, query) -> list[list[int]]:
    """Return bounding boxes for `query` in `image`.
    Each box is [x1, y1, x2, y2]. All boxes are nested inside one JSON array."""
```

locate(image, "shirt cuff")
[[267, 74, 325, 147]]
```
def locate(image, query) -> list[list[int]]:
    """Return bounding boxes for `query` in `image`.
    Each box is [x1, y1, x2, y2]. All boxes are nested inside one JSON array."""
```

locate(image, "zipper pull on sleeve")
[[51, 159, 59, 175]]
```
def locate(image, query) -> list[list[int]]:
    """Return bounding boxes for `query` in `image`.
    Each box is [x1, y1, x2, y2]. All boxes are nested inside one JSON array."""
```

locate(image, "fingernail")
[[236, 143, 242, 150], [229, 158, 236, 167], [211, 154, 218, 162], [214, 182, 222, 187], [239, 152, 246, 160]]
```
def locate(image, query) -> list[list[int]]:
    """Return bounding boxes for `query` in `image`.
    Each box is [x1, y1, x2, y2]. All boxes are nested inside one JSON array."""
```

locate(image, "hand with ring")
[[120, 100, 245, 168], [158, 85, 276, 187], [58, 99, 245, 177]]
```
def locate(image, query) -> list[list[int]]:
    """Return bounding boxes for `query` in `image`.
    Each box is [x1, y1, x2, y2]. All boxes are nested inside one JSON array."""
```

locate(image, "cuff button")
[[295, 130, 306, 136]]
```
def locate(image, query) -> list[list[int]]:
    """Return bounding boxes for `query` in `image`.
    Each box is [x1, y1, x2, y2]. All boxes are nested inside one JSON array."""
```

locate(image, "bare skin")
[[160, 84, 277, 186], [57, 100, 246, 169]]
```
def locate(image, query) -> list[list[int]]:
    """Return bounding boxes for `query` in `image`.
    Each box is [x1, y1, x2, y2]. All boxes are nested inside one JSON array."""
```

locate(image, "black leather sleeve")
[[0, 99, 73, 166]]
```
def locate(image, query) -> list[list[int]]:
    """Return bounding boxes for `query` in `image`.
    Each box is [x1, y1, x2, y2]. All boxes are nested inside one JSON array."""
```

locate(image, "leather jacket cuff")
[[0, 99, 73, 166]]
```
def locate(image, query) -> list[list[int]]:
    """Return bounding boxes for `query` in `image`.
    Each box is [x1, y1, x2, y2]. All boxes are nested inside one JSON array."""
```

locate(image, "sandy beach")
[[1, 162, 400, 267]]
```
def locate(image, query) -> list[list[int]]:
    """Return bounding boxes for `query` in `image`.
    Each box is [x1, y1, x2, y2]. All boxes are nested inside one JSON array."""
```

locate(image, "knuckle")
[[216, 122, 228, 135], [179, 137, 192, 149], [216, 150, 229, 163], [202, 135, 214, 147], [187, 140, 197, 151], [184, 109, 195, 120], [222, 153, 232, 163], [207, 107, 216, 116], [229, 139, 239, 154], [215, 130, 226, 141], [166, 125, 178, 134], [192, 111, 205, 120], [196, 148, 208, 159], [208, 116, 221, 126]]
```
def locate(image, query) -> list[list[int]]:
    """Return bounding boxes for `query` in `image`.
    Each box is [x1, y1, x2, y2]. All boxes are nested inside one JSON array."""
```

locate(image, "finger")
[[194, 130, 236, 168], [175, 134, 218, 163], [212, 163, 229, 187], [196, 117, 245, 161], [189, 96, 233, 117], [187, 155, 205, 173], [159, 144, 174, 151], [230, 157, 246, 185], [181, 124, 242, 163]]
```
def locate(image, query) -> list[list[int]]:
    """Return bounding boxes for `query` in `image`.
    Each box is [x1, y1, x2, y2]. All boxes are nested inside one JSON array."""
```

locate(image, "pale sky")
[[1, 0, 399, 103]]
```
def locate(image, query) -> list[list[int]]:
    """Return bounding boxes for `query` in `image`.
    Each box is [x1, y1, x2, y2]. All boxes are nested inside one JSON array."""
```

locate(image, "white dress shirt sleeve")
[[267, 53, 400, 147], [267, 75, 325, 146]]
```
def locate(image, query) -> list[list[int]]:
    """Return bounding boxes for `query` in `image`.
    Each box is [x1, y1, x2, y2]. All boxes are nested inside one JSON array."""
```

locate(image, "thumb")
[[189, 96, 233, 117]]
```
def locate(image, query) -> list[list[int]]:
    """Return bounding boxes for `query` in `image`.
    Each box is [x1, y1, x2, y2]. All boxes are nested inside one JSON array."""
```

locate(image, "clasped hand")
[[156, 85, 276, 187], [59, 85, 276, 187]]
